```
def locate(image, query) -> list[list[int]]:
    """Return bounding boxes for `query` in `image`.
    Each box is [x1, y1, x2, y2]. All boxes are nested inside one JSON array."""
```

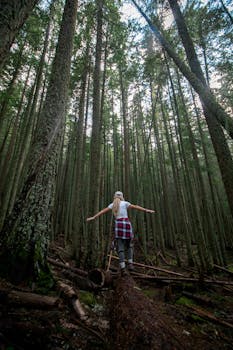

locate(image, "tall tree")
[[0, 0, 78, 284], [86, 0, 104, 267], [119, 66, 131, 198]]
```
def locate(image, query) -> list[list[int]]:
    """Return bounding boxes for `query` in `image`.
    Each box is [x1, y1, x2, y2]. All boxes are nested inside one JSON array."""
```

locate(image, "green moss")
[[228, 266, 233, 272], [176, 296, 195, 306], [35, 267, 54, 294], [191, 314, 204, 322], [79, 290, 96, 307], [143, 289, 157, 299]]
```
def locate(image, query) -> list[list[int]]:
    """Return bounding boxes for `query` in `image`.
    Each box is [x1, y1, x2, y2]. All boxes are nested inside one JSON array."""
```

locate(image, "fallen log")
[[88, 268, 105, 288], [0, 289, 59, 308], [108, 255, 185, 276], [157, 251, 171, 265], [131, 272, 233, 286], [184, 304, 233, 330], [47, 257, 88, 277], [57, 280, 88, 321], [213, 264, 233, 276], [59, 269, 99, 290], [109, 275, 188, 350], [57, 282, 107, 345], [182, 291, 214, 306]]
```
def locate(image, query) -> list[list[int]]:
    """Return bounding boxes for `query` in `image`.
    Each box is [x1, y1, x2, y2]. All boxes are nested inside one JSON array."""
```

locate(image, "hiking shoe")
[[121, 268, 127, 276], [128, 263, 134, 271]]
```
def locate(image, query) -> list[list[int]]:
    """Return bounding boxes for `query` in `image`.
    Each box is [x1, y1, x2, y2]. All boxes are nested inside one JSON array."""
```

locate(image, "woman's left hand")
[[86, 216, 95, 221]]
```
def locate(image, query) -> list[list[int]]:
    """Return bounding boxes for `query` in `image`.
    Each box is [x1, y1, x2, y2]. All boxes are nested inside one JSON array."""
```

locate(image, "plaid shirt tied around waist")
[[115, 218, 133, 239]]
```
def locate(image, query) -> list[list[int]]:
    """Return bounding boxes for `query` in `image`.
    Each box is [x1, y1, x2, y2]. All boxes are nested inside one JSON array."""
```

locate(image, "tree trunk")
[[0, 0, 78, 285], [86, 0, 104, 268], [119, 67, 130, 198]]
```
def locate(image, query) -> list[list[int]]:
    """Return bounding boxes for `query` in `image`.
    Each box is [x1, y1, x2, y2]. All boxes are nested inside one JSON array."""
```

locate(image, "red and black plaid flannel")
[[115, 218, 133, 239]]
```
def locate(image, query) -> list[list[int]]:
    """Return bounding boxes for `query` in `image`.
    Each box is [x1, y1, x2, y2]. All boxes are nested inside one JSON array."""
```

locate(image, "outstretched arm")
[[128, 204, 155, 213], [86, 207, 111, 221]]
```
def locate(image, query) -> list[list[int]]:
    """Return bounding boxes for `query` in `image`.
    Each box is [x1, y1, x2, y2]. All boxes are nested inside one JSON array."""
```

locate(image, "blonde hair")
[[112, 192, 124, 217]]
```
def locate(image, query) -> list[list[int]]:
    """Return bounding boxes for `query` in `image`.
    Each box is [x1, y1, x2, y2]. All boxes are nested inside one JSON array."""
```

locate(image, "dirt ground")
[[0, 239, 233, 350]]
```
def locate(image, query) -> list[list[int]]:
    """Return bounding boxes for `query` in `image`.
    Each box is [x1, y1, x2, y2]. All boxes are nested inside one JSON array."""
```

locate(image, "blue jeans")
[[116, 238, 133, 268]]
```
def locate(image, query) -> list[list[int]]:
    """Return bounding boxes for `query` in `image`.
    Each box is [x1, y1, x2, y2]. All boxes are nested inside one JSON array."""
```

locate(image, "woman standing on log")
[[86, 191, 155, 276]]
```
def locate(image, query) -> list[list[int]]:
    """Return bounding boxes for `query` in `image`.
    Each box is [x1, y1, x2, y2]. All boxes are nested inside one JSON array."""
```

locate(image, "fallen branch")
[[185, 304, 233, 330], [59, 269, 99, 290], [47, 257, 88, 277], [182, 291, 214, 306], [157, 251, 171, 265], [57, 280, 87, 321], [108, 255, 185, 276], [131, 272, 233, 285], [57, 282, 107, 345], [213, 264, 233, 276]]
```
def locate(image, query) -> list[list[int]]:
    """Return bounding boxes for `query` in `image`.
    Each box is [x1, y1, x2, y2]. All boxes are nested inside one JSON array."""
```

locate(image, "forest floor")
[[0, 237, 233, 350]]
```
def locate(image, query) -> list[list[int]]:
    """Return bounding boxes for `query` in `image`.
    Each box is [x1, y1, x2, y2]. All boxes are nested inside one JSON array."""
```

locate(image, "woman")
[[86, 191, 155, 275]]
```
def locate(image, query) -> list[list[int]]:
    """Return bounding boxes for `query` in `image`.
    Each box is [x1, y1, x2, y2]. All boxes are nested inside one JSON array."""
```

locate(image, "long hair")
[[112, 192, 124, 217]]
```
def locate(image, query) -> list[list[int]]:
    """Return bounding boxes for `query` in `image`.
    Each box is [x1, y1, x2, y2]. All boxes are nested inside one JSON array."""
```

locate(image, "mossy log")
[[109, 275, 187, 350], [0, 288, 59, 308]]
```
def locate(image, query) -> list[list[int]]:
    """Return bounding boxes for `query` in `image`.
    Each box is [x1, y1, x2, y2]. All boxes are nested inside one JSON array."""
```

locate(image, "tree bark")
[[86, 0, 104, 268], [119, 67, 130, 198], [0, 0, 78, 285]]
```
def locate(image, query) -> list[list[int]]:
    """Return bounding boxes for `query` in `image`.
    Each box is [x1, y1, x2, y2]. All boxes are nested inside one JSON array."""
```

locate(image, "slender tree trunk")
[[86, 0, 104, 268], [0, 0, 39, 71], [71, 48, 90, 261], [119, 67, 130, 198], [0, 42, 25, 131], [0, 65, 32, 229]]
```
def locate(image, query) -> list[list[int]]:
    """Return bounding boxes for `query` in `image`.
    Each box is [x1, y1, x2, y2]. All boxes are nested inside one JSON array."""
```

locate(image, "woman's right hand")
[[86, 216, 95, 222], [146, 209, 155, 213]]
